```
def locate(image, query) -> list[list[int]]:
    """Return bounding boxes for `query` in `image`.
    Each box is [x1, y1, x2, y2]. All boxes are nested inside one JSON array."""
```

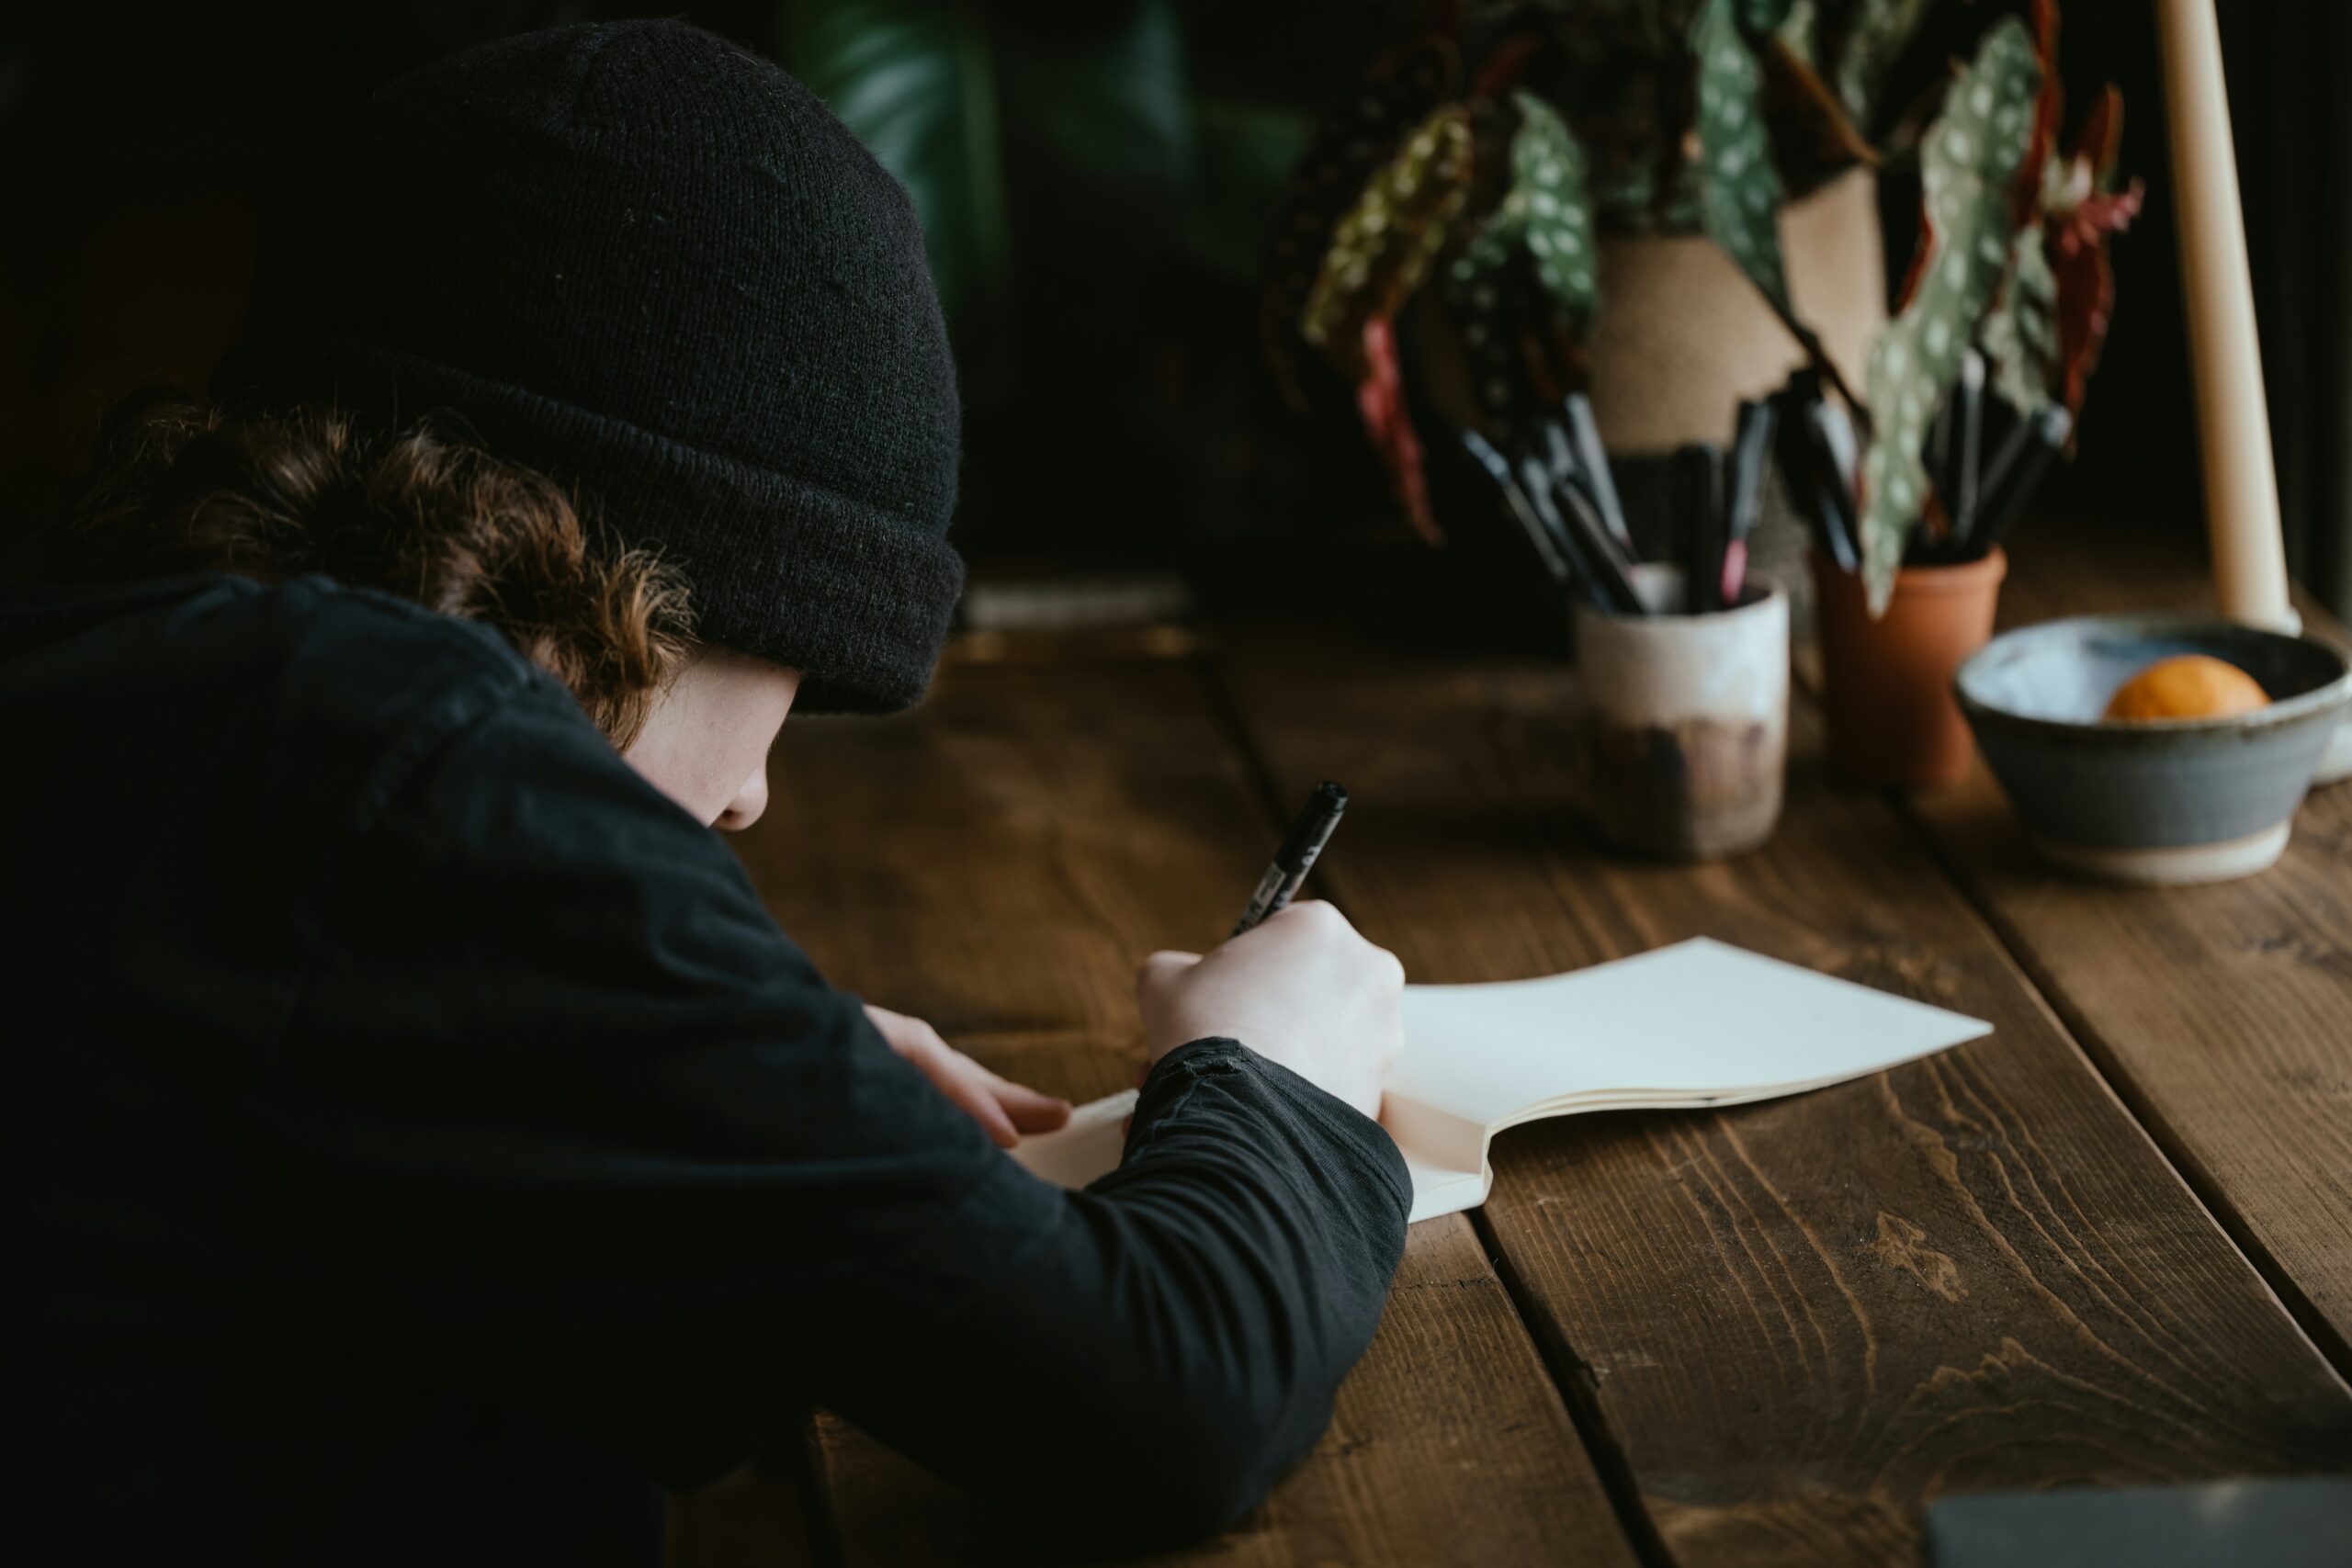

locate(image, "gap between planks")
[[1786, 645, 2338, 1368], [1887, 792, 2352, 1377], [714, 653, 1639, 1566], [1792, 524, 2352, 1385], [1208, 621, 2352, 1567], [1188, 651, 1682, 1568]]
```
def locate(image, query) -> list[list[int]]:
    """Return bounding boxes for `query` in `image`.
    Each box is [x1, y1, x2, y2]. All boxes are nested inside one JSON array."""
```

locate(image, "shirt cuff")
[[1131, 1037, 1412, 1217]]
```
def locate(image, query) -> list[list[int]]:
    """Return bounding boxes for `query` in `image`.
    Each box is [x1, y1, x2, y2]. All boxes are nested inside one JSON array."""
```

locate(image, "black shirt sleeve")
[[266, 677, 1410, 1548]]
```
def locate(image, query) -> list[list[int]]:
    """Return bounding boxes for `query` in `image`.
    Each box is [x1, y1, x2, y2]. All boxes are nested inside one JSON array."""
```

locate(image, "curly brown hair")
[[34, 387, 695, 749]]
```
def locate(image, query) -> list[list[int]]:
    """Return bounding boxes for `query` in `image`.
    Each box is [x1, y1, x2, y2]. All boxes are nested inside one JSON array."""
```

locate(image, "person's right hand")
[[1135, 900, 1405, 1122]]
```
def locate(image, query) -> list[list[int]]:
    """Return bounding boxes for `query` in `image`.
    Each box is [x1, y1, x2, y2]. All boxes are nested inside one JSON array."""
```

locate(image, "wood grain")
[[717, 654, 1634, 1567], [1899, 524, 2352, 1365], [1214, 628, 2352, 1567], [802, 1215, 1631, 1567]]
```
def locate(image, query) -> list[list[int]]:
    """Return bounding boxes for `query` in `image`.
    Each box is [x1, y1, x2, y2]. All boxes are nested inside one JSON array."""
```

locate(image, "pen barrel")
[[1274, 787, 1348, 874], [1231, 863, 1291, 936], [1235, 784, 1348, 935]]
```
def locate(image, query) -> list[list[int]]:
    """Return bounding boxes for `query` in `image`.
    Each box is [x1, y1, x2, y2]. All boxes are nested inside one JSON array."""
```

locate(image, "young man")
[[5, 18, 1410, 1565]]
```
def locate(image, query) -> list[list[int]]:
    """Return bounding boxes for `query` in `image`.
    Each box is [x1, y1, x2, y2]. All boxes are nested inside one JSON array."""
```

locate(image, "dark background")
[[5, 1, 2346, 615]]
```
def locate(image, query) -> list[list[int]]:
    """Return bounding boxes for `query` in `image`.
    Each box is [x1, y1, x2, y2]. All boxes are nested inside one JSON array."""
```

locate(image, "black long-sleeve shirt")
[[2, 572, 1410, 1564]]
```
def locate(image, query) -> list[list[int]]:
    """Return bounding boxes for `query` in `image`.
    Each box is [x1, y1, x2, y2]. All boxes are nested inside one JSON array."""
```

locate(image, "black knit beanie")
[[211, 18, 963, 714]]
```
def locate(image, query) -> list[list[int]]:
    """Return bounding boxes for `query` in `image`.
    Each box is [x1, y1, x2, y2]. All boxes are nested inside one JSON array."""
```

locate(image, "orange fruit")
[[2103, 654, 2270, 722]]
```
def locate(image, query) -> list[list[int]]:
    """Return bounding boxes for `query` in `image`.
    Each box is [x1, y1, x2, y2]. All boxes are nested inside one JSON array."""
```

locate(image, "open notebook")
[[1012, 938, 1991, 1224]]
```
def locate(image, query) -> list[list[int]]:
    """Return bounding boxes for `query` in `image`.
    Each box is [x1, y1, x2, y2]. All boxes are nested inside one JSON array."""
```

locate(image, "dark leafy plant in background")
[[1258, 0, 1945, 540], [778, 0, 1396, 558], [774, 0, 2133, 579], [784, 0, 1204, 405], [777, 0, 1943, 552]]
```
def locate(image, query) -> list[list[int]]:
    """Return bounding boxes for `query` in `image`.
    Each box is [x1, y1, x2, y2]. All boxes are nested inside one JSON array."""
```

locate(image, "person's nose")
[[716, 766, 769, 832]]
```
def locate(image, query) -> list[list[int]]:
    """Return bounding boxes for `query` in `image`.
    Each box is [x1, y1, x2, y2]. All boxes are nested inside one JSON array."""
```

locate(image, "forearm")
[[822, 1040, 1410, 1548]]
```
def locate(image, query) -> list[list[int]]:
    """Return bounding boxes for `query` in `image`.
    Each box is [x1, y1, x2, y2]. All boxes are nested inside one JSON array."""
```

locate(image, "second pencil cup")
[[1573, 566, 1790, 860]]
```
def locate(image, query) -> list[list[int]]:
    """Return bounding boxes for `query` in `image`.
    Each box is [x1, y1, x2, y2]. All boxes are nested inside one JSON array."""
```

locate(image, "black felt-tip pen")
[[1232, 782, 1349, 936]]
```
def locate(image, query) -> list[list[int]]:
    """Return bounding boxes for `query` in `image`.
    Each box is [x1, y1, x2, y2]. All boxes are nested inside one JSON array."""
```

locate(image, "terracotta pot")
[[1812, 547, 2007, 787]]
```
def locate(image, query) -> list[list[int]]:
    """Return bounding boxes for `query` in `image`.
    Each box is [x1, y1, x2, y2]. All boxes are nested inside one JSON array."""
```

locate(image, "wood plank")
[[1215, 628, 2352, 1567], [667, 1462, 819, 1568], [799, 1216, 1626, 1567], [718, 652, 1635, 1566], [1898, 522, 2352, 1365]]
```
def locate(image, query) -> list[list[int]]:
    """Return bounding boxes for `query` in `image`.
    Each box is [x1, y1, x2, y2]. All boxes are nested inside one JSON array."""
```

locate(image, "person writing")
[[5, 19, 1409, 1564]]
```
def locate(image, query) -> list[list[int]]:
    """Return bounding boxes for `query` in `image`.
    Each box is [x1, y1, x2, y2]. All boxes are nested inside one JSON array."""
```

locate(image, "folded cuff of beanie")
[[211, 334, 964, 715]]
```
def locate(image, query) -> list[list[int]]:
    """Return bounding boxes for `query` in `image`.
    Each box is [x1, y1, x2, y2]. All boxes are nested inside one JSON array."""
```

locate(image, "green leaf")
[[1299, 105, 1474, 373], [1981, 223, 2060, 414], [1185, 98, 1313, 283], [1441, 95, 1599, 429], [1258, 37, 1454, 403], [1445, 202, 1531, 426], [1008, 5, 1192, 196], [1833, 0, 1936, 126], [1509, 92, 1600, 329], [1779, 0, 1823, 62], [1690, 0, 1790, 312], [784, 0, 1193, 364], [1447, 204, 1524, 303], [1857, 17, 2041, 609], [787, 1, 1009, 334]]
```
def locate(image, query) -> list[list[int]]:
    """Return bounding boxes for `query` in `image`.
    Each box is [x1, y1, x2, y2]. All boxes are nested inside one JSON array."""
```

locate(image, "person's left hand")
[[863, 1002, 1072, 1148]]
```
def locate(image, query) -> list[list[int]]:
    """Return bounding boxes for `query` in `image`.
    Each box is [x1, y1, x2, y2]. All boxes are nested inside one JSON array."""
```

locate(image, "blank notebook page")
[[1390, 937, 1990, 1132], [1010, 938, 1991, 1222]]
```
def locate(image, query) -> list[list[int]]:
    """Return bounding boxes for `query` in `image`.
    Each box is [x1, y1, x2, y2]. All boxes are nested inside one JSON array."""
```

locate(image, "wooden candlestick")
[[2156, 0, 2299, 635]]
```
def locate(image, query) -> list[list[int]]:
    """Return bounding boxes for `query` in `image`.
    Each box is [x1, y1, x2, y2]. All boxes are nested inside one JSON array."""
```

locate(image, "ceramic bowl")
[[1954, 615, 2352, 884]]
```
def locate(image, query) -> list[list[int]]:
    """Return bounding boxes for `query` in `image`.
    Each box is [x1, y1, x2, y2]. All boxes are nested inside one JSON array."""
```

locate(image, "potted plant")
[[1255, 0, 1939, 554], [1812, 5, 2139, 786], [1255, 1, 2134, 784]]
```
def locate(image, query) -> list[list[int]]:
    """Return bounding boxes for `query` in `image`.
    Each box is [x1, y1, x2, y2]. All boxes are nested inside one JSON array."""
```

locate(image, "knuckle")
[[1293, 899, 1345, 932]]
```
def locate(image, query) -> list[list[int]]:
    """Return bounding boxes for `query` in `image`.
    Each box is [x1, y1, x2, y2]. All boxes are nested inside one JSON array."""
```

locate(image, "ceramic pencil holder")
[[1573, 564, 1790, 860]]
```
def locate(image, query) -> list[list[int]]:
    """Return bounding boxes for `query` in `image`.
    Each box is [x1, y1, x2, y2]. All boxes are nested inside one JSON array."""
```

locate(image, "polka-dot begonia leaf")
[[1442, 91, 1598, 427], [1299, 104, 1474, 376], [1690, 0, 1791, 314], [1856, 17, 2041, 612], [1506, 91, 1599, 329], [1981, 222, 2061, 417]]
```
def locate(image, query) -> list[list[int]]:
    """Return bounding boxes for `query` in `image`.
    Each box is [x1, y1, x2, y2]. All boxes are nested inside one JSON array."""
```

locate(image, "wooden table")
[[668, 530, 2352, 1567]]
